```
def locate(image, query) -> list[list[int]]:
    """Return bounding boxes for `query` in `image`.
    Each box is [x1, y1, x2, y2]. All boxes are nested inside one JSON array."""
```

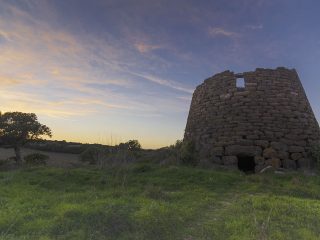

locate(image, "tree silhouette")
[[0, 112, 52, 165], [118, 140, 141, 151]]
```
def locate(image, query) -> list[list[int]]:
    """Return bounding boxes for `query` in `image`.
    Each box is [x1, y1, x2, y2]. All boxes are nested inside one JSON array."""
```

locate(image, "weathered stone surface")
[[263, 148, 277, 159], [255, 164, 267, 173], [211, 147, 224, 156], [270, 142, 288, 152], [184, 67, 320, 171], [278, 151, 289, 160], [254, 156, 264, 164], [255, 140, 269, 148], [225, 145, 262, 157], [222, 156, 237, 165], [298, 158, 311, 169], [288, 146, 305, 153], [212, 156, 222, 164], [291, 153, 303, 161], [271, 158, 281, 169], [282, 159, 297, 169]]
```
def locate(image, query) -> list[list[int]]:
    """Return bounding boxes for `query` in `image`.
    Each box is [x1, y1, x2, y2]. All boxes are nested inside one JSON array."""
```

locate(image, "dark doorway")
[[237, 155, 255, 173]]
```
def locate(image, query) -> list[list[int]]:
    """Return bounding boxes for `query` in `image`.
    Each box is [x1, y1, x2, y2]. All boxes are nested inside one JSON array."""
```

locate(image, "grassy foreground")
[[0, 163, 320, 240]]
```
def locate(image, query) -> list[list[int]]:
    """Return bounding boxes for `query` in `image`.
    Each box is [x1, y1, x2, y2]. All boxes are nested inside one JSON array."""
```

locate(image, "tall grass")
[[0, 164, 320, 239]]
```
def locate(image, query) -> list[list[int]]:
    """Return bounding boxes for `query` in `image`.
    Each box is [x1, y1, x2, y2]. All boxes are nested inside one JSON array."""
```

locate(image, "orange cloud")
[[134, 42, 163, 53]]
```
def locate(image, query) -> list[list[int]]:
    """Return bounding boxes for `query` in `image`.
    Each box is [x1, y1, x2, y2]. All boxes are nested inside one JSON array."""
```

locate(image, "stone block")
[[270, 142, 288, 151], [225, 145, 262, 157], [278, 151, 289, 160], [294, 141, 307, 147], [255, 164, 267, 173], [298, 158, 310, 169], [247, 135, 259, 140], [222, 156, 237, 165], [263, 148, 277, 159], [212, 156, 222, 164], [254, 140, 269, 148], [271, 158, 281, 169], [290, 153, 303, 161], [211, 147, 224, 156], [288, 146, 304, 153], [235, 139, 254, 146], [282, 159, 297, 169], [254, 156, 265, 164]]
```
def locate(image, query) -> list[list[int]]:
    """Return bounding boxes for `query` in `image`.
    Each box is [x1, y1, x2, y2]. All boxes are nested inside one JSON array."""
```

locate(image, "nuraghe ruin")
[[184, 67, 320, 172]]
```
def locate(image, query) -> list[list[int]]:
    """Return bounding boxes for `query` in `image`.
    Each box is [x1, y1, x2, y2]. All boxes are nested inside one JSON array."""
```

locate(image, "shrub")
[[80, 146, 135, 169], [79, 146, 109, 166], [24, 153, 49, 166], [152, 140, 198, 167], [311, 144, 320, 169], [117, 140, 141, 151], [110, 149, 136, 166], [179, 140, 198, 166], [160, 140, 183, 166]]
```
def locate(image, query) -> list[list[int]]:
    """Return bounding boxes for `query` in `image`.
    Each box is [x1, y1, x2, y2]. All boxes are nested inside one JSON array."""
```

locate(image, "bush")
[[110, 149, 136, 166], [24, 153, 49, 166], [80, 146, 135, 169], [79, 146, 109, 165], [311, 144, 320, 169], [179, 140, 198, 166], [152, 140, 198, 167], [117, 140, 141, 151]]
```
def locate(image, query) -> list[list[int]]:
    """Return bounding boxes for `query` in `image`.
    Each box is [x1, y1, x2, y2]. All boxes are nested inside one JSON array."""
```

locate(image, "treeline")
[[25, 139, 143, 155], [25, 140, 112, 154]]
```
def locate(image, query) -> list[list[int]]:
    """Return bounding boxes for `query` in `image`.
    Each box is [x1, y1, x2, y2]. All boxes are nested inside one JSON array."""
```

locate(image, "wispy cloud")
[[246, 24, 263, 30], [208, 27, 239, 38], [131, 72, 193, 94], [134, 42, 163, 53], [0, 74, 41, 87]]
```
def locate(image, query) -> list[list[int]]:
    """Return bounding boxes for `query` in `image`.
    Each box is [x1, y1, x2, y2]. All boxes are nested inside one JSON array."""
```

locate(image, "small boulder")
[[263, 148, 277, 159]]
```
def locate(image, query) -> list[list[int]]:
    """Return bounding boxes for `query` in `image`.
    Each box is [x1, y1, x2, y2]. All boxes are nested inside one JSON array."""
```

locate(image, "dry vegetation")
[[0, 148, 81, 168]]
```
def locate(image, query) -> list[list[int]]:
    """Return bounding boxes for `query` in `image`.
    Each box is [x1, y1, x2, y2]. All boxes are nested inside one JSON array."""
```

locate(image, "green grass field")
[[1, 163, 320, 240]]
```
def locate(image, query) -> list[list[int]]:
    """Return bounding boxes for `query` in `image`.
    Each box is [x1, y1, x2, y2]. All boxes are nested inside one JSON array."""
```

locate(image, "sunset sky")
[[0, 0, 319, 148]]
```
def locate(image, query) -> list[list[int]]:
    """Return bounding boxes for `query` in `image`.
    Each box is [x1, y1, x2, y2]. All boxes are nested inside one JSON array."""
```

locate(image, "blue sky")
[[0, 0, 319, 148]]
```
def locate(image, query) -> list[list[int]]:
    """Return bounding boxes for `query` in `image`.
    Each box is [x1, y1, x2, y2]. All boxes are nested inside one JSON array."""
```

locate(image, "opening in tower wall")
[[236, 78, 245, 88], [237, 155, 255, 173]]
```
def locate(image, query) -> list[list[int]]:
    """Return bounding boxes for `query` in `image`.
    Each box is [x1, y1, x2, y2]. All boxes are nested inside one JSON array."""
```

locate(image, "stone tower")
[[184, 67, 320, 172]]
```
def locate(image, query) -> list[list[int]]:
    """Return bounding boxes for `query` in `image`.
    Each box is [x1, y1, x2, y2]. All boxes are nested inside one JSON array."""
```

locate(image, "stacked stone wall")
[[184, 67, 320, 171]]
